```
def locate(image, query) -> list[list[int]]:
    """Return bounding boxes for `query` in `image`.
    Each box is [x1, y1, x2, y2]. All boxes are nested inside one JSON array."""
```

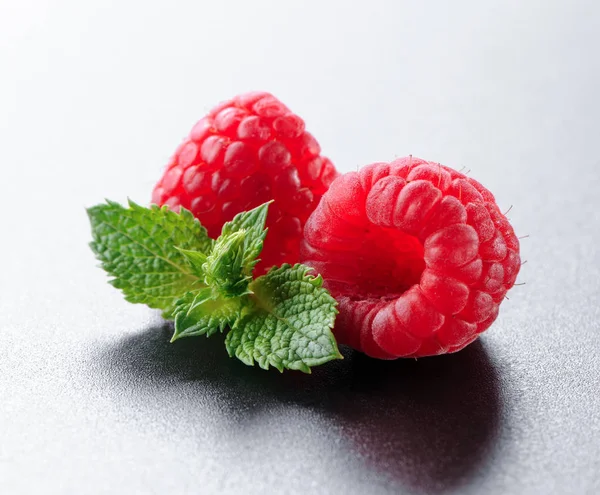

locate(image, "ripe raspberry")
[[152, 92, 338, 274], [301, 157, 521, 358]]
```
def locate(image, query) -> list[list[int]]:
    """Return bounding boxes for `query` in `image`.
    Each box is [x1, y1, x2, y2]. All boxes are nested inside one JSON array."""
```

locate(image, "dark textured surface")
[[1, 1, 600, 494]]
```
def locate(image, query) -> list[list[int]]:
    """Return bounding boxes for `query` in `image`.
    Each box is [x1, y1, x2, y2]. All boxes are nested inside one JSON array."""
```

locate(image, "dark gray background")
[[1, 1, 599, 493]]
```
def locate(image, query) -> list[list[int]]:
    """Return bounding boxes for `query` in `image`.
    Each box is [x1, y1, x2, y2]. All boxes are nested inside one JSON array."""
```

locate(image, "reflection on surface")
[[102, 321, 501, 493], [328, 342, 501, 492]]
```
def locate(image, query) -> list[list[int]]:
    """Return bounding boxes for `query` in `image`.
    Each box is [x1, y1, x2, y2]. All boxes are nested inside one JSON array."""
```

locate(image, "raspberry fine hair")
[[152, 92, 338, 274], [301, 157, 521, 358]]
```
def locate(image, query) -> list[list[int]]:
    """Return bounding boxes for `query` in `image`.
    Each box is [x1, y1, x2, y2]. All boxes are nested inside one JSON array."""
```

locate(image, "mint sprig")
[[87, 200, 341, 373]]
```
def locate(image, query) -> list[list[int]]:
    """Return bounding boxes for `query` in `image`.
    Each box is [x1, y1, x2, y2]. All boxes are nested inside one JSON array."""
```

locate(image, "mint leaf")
[[203, 230, 252, 298], [221, 202, 270, 275], [171, 289, 243, 341], [87, 200, 213, 315], [175, 247, 208, 278], [225, 264, 341, 373]]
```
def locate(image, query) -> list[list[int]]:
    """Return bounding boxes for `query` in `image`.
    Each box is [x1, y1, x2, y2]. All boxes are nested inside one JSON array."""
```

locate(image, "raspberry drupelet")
[[152, 92, 338, 274], [301, 157, 521, 358]]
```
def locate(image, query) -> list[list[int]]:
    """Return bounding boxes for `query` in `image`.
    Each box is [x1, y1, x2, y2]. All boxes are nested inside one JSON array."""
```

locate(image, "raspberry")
[[301, 157, 521, 358], [152, 92, 338, 274]]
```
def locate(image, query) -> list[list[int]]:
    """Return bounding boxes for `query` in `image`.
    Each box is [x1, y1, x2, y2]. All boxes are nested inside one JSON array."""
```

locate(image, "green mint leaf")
[[171, 289, 243, 341], [221, 202, 270, 275], [87, 200, 213, 315], [203, 230, 252, 298], [225, 264, 341, 373], [175, 247, 208, 278]]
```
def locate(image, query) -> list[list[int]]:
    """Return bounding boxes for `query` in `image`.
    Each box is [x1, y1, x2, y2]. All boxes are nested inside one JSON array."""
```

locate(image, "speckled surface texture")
[[1, 1, 599, 494]]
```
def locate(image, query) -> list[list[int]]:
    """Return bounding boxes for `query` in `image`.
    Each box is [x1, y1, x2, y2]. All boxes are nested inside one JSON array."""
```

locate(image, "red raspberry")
[[301, 157, 521, 358], [152, 92, 338, 274]]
